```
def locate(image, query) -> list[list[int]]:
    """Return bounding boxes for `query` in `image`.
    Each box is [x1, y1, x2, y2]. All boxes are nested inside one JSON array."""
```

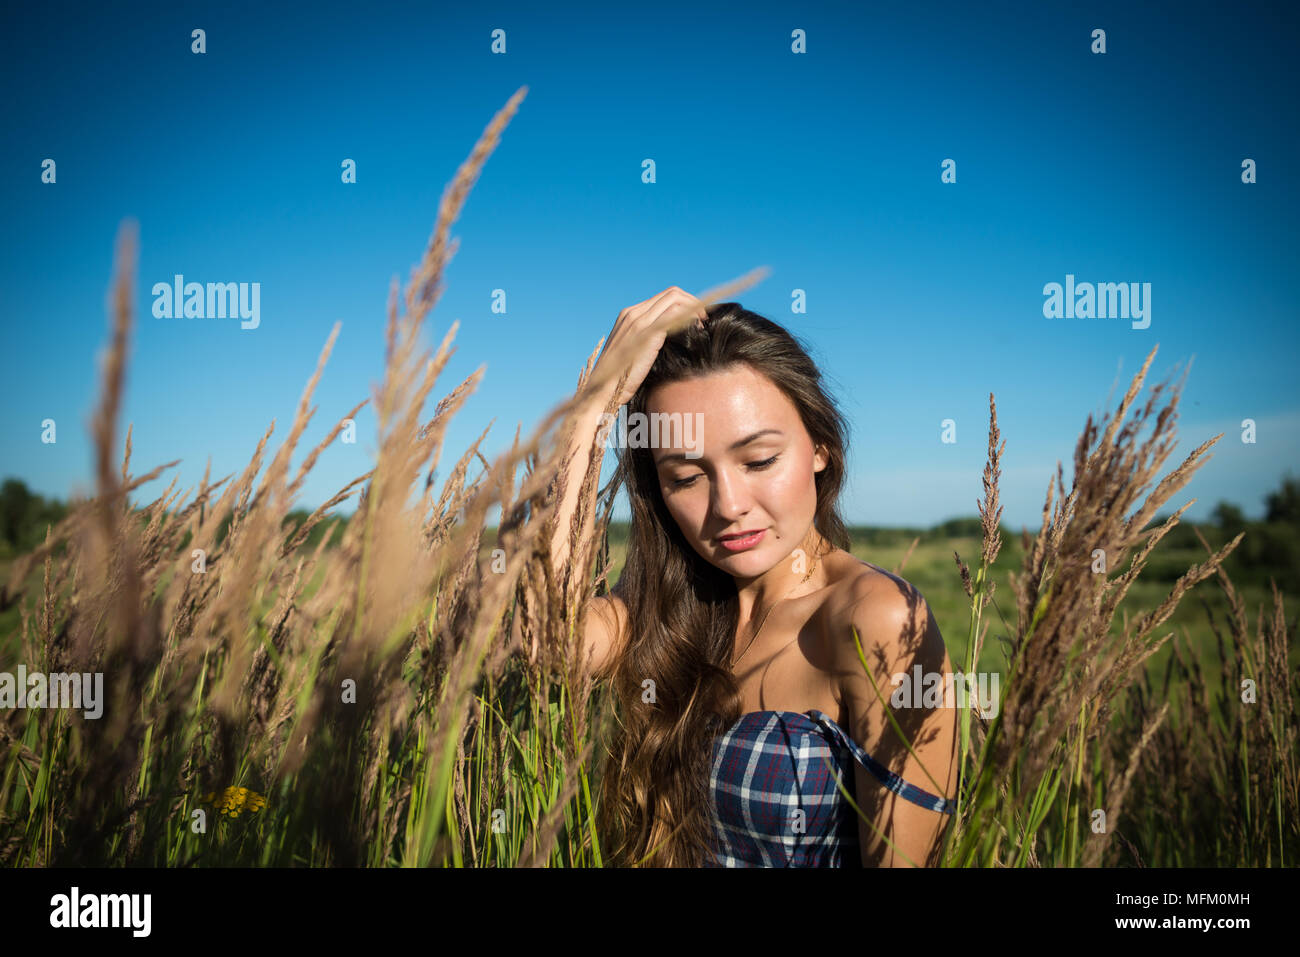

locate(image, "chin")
[[710, 545, 777, 574]]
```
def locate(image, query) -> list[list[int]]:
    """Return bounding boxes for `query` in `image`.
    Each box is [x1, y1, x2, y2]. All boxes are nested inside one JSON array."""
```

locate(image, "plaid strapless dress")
[[704, 708, 956, 867]]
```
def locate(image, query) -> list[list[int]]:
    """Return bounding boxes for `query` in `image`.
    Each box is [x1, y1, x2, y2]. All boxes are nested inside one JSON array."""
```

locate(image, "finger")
[[641, 286, 686, 319], [648, 292, 704, 329], [683, 292, 709, 325], [619, 287, 675, 328]]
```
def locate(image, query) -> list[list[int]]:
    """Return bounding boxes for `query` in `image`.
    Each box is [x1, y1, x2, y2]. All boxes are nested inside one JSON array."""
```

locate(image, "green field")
[[594, 519, 1294, 698]]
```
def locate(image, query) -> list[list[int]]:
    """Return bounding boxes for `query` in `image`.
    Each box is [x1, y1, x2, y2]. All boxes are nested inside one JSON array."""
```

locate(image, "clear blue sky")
[[2, 0, 1296, 529]]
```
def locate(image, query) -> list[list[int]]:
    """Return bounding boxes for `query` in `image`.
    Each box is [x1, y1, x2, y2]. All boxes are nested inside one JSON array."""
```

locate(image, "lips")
[[717, 529, 766, 552]]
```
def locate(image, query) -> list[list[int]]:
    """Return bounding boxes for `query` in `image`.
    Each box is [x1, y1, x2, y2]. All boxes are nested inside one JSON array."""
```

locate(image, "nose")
[[710, 465, 753, 523]]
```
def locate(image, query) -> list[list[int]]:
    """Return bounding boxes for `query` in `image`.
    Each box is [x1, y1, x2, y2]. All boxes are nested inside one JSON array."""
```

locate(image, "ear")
[[813, 443, 828, 473]]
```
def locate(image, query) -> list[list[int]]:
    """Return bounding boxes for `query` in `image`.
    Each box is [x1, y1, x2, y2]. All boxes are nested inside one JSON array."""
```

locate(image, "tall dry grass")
[[934, 358, 1296, 866], [0, 85, 611, 866], [1, 87, 1293, 867]]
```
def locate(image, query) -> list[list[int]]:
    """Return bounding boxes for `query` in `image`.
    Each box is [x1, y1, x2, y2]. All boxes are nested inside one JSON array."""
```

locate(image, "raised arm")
[[519, 286, 710, 680]]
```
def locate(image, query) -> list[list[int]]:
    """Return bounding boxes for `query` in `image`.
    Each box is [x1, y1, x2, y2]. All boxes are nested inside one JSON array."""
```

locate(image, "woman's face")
[[645, 364, 828, 579]]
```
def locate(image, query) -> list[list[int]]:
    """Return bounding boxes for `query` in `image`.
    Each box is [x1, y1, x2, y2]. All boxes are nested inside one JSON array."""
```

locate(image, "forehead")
[[647, 365, 800, 438]]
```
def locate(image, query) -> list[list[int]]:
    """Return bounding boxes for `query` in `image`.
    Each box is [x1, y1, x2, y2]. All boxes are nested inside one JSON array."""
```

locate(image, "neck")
[[733, 527, 829, 623]]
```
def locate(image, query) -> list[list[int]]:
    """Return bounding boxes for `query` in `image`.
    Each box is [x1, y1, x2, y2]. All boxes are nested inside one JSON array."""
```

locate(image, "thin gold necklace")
[[731, 545, 821, 667]]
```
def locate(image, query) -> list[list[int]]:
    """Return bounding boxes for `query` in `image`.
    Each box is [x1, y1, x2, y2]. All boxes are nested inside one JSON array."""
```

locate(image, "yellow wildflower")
[[201, 785, 267, 817]]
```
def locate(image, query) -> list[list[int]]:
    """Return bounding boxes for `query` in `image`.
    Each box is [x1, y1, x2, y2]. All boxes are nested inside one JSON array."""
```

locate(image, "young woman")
[[539, 286, 960, 867]]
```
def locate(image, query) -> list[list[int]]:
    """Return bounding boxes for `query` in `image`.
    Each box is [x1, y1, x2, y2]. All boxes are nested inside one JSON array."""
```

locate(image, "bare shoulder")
[[820, 555, 947, 675], [820, 553, 913, 628], [821, 556, 959, 866], [580, 589, 629, 680]]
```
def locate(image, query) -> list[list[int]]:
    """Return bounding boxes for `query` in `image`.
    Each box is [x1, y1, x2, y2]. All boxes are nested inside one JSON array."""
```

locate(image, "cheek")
[[768, 454, 817, 508], [663, 488, 703, 533]]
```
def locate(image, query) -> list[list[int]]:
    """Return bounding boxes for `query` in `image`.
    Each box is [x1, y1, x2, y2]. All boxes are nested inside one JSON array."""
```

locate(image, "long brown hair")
[[596, 302, 851, 866]]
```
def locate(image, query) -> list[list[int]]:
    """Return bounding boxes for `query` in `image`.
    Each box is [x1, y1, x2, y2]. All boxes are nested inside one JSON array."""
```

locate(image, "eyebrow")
[[653, 429, 785, 466]]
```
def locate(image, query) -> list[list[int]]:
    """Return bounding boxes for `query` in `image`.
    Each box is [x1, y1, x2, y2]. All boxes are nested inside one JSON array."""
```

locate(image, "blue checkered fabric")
[[704, 709, 956, 867]]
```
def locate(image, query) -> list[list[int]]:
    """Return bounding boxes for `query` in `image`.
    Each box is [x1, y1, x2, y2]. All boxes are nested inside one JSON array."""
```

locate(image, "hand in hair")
[[595, 286, 709, 407]]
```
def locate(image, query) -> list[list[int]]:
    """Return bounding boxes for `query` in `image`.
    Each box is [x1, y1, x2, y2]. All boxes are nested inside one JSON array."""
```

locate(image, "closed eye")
[[669, 454, 779, 490]]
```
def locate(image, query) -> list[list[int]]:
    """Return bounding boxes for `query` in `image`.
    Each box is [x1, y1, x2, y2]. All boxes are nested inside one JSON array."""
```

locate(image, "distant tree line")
[[0, 479, 67, 556], [0, 478, 344, 559], [1, 473, 1296, 592]]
